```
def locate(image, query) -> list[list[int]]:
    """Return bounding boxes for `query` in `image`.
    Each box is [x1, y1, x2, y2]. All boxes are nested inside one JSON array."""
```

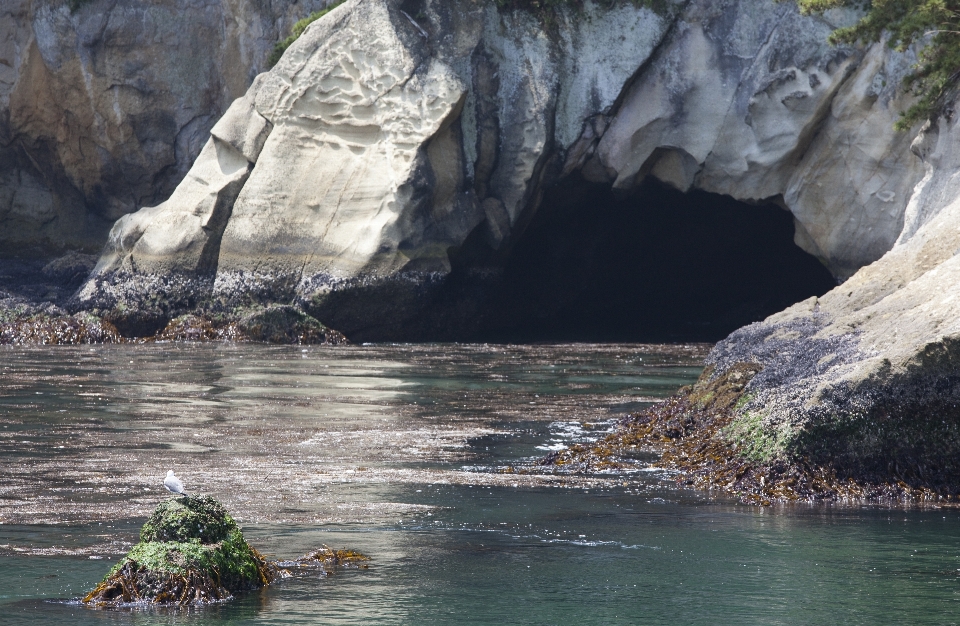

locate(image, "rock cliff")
[[76, 0, 929, 336], [32, 0, 960, 489], [1, 0, 331, 254], [700, 114, 960, 490]]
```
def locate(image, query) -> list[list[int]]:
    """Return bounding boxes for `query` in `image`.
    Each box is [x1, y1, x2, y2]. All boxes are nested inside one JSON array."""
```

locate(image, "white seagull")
[[163, 470, 188, 496]]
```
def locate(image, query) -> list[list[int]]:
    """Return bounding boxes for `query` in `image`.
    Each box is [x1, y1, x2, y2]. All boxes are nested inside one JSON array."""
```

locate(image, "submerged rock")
[[153, 314, 243, 342], [151, 307, 349, 344], [83, 496, 274, 606]]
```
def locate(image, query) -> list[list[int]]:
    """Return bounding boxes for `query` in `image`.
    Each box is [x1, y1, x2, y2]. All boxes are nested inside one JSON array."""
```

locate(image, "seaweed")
[[278, 546, 372, 573], [539, 363, 955, 505]]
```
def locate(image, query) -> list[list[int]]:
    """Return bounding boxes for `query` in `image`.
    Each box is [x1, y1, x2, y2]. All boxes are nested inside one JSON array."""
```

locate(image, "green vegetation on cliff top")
[[268, 1, 346, 67], [797, 0, 960, 129], [269, 0, 668, 68], [494, 0, 670, 15]]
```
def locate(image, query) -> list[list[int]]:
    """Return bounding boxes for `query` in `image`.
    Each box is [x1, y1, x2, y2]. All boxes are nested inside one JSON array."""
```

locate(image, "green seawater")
[[1, 343, 959, 625]]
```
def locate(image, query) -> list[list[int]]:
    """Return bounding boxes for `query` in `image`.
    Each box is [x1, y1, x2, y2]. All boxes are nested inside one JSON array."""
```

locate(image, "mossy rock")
[[84, 496, 274, 606], [238, 304, 348, 344], [139, 496, 236, 544]]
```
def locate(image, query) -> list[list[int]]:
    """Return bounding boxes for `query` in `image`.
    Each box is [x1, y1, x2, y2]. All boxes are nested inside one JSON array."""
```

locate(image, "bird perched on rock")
[[163, 470, 188, 496]]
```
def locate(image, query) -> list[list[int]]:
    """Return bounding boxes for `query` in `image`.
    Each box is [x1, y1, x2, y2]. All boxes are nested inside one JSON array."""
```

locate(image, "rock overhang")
[[75, 0, 928, 339]]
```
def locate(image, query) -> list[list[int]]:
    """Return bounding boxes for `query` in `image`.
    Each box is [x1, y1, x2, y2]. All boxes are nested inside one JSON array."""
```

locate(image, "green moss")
[[724, 410, 790, 462], [140, 495, 235, 544], [733, 393, 754, 411], [126, 496, 263, 589], [89, 495, 270, 605], [113, 528, 261, 582], [268, 0, 346, 68], [694, 390, 715, 408]]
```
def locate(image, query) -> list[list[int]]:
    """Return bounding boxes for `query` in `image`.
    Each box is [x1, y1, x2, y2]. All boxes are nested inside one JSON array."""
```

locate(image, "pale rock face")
[[216, 0, 471, 295], [73, 85, 267, 333], [706, 111, 960, 475], [85, 137, 250, 280], [0, 0, 331, 253], [588, 1, 924, 279], [81, 0, 683, 333], [78, 0, 951, 344]]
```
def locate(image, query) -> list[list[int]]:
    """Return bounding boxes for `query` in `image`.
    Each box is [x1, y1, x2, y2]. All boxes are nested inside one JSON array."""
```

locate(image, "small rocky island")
[[83, 495, 368, 607]]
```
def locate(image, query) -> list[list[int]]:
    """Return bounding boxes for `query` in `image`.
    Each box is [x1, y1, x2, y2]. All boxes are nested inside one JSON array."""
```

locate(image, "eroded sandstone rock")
[[0, 0, 331, 253], [33, 0, 960, 492], [698, 113, 960, 490], [78, 0, 930, 339]]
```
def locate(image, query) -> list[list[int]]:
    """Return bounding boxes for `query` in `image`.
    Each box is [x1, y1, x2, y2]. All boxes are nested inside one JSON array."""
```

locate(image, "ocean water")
[[1, 343, 959, 625]]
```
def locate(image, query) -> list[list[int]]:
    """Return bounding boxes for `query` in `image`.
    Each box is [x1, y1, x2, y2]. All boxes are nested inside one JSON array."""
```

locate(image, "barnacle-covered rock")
[[0, 311, 121, 345]]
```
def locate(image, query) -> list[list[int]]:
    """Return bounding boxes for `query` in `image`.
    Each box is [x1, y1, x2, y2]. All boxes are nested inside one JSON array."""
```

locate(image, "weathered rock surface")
[[21, 0, 960, 490], [0, 0, 331, 254], [698, 112, 960, 489], [77, 0, 934, 339]]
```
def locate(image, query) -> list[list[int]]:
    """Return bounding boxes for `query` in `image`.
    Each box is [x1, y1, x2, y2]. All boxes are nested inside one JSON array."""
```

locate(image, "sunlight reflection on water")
[[3, 343, 959, 625]]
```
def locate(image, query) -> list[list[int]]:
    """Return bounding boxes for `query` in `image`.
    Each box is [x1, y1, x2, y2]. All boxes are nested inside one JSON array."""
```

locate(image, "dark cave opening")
[[452, 176, 838, 343]]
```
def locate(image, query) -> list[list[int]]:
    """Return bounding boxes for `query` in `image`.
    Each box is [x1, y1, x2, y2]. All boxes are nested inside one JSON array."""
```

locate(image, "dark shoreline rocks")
[[0, 308, 350, 346], [0, 309, 348, 346], [0, 254, 350, 345], [543, 362, 960, 505]]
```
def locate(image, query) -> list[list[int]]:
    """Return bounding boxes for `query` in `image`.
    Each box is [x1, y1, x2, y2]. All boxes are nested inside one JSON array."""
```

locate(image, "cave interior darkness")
[[450, 176, 838, 344]]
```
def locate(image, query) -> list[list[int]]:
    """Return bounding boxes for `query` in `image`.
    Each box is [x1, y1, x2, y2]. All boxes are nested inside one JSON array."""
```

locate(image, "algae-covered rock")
[[238, 304, 348, 345], [0, 312, 121, 345], [154, 314, 245, 342], [83, 496, 274, 607]]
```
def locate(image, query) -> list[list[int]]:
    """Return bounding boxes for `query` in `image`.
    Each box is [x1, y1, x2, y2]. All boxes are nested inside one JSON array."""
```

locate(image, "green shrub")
[[268, 0, 346, 68], [796, 0, 960, 129], [67, 0, 94, 11]]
